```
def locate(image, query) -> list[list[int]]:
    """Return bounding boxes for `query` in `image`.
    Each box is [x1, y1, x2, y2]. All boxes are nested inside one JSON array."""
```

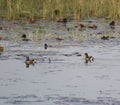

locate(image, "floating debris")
[[0, 26, 2, 30], [63, 54, 72, 57], [55, 37, 64, 41], [76, 54, 82, 56]]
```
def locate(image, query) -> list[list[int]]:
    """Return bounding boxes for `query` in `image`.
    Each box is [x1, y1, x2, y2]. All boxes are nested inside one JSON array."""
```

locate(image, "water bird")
[[88, 25, 97, 30], [80, 24, 86, 29], [25, 57, 36, 68], [0, 35, 2, 40], [57, 18, 67, 26], [84, 53, 94, 63], [28, 18, 35, 24], [22, 34, 27, 38], [79, 24, 86, 31], [63, 18, 67, 24], [101, 36, 109, 40], [55, 37, 64, 41], [21, 34, 29, 41], [109, 21, 115, 29], [0, 26, 2, 30], [0, 46, 4, 52], [44, 43, 48, 50]]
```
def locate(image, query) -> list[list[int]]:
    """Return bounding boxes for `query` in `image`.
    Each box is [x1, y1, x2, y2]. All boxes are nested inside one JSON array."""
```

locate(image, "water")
[[0, 19, 120, 105]]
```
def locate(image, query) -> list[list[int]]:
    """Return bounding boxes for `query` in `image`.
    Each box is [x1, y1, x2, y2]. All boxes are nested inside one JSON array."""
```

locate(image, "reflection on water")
[[1, 19, 120, 105], [1, 94, 120, 105]]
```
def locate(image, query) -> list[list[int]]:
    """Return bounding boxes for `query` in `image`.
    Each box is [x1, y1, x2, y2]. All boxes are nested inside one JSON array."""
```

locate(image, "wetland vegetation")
[[1, 1, 120, 105], [0, 0, 120, 20]]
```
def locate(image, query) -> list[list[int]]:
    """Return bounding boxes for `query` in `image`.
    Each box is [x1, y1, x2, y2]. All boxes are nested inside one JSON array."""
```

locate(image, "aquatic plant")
[[0, 0, 120, 20]]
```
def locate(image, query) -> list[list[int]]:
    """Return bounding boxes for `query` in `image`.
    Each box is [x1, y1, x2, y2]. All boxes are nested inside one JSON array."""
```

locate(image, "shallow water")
[[1, 19, 120, 105]]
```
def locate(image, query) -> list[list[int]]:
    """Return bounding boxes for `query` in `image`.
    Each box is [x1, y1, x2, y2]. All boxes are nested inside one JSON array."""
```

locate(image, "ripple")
[[2, 94, 44, 104], [6, 99, 43, 104], [95, 75, 110, 80], [13, 94, 38, 99], [45, 95, 120, 105], [0, 96, 9, 99]]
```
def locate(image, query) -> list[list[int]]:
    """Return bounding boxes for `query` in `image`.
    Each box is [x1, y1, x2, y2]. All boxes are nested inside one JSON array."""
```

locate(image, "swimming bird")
[[21, 34, 30, 41], [109, 21, 115, 26], [57, 18, 67, 26], [101, 36, 109, 40], [63, 18, 67, 26], [44, 43, 48, 50], [0, 46, 4, 52], [25, 57, 36, 68], [109, 21, 115, 29], [88, 25, 97, 30], [0, 35, 2, 40], [84, 53, 94, 63]]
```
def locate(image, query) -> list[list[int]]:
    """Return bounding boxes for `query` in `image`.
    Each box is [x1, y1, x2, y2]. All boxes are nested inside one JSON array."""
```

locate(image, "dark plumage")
[[21, 34, 29, 41], [44, 43, 48, 50], [63, 18, 67, 26], [63, 18, 67, 23], [22, 34, 27, 38], [79, 24, 86, 29], [101, 36, 109, 40], [109, 21, 115, 29], [109, 21, 115, 26]]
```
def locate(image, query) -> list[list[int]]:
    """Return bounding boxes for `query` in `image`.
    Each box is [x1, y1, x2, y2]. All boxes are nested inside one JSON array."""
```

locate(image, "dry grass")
[[0, 0, 120, 20]]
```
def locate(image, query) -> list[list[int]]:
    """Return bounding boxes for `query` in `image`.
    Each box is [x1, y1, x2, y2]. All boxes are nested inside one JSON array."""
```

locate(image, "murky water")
[[1, 19, 120, 105]]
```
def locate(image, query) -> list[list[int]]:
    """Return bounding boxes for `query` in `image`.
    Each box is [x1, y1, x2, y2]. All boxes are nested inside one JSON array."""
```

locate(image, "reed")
[[0, 0, 120, 20]]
